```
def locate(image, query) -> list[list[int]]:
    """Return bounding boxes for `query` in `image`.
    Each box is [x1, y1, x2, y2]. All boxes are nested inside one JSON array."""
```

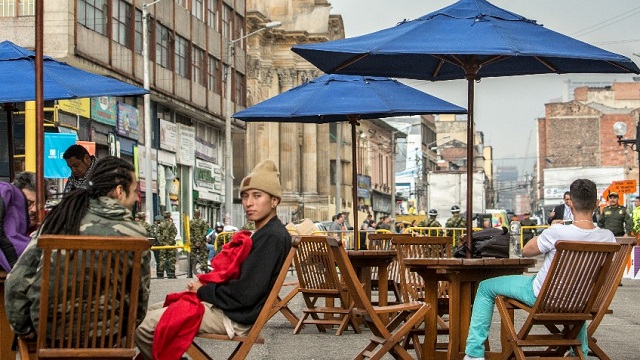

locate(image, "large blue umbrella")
[[292, 0, 640, 247], [234, 74, 466, 247], [0, 40, 147, 101]]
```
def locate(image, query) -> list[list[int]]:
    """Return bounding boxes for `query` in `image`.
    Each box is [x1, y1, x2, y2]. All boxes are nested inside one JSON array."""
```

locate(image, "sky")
[[329, 0, 640, 180]]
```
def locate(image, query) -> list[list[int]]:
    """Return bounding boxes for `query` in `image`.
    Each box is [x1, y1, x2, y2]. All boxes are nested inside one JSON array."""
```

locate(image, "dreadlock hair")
[[40, 156, 135, 235]]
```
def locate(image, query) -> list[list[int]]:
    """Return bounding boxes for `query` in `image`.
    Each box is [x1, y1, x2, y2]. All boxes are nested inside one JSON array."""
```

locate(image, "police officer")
[[419, 209, 443, 236], [445, 205, 466, 240], [189, 209, 209, 274], [598, 192, 632, 237], [135, 212, 154, 238], [520, 212, 536, 245], [156, 211, 178, 279]]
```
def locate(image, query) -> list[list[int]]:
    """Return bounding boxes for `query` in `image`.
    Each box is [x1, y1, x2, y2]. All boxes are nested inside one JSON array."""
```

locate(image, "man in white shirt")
[[463, 178, 616, 360]]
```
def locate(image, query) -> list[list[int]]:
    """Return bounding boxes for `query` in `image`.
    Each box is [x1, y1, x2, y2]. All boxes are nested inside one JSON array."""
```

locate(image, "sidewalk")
[[149, 269, 640, 359]]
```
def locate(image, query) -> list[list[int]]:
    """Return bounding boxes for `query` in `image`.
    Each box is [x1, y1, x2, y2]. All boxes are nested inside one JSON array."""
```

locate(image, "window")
[[78, 0, 107, 35], [221, 4, 232, 39], [192, 46, 206, 86], [206, 0, 218, 30], [175, 35, 190, 77], [208, 55, 220, 93], [1, 0, 34, 17], [156, 24, 172, 69], [234, 13, 244, 45], [112, 0, 132, 48], [0, 0, 15, 17], [234, 71, 245, 107], [192, 0, 203, 20], [134, 9, 143, 54], [18, 0, 33, 16]]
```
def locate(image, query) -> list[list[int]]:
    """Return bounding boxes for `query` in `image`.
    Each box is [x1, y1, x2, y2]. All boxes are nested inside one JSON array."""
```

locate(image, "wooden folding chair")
[[18, 235, 150, 359], [393, 236, 452, 358], [292, 235, 360, 335], [496, 240, 620, 360], [327, 236, 431, 359], [587, 237, 636, 360], [186, 237, 300, 360], [367, 233, 414, 304]]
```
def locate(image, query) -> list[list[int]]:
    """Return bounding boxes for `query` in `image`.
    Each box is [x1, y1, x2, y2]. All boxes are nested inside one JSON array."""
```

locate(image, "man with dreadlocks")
[[4, 156, 151, 343]]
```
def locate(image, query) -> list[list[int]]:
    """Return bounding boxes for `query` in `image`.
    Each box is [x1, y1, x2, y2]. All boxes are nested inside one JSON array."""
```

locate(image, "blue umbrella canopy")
[[233, 74, 466, 122], [0, 40, 147, 102], [235, 74, 465, 248], [292, 0, 640, 79], [291, 0, 640, 251]]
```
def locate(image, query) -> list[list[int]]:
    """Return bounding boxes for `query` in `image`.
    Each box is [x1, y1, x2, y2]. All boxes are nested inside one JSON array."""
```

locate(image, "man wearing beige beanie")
[[135, 160, 292, 359]]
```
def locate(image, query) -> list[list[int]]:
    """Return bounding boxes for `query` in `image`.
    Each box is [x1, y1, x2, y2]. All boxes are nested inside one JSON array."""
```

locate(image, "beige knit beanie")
[[239, 159, 282, 198]]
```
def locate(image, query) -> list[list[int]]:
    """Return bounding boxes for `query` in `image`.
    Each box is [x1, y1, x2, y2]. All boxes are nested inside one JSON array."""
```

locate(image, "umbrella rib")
[[334, 54, 369, 72], [534, 56, 558, 72]]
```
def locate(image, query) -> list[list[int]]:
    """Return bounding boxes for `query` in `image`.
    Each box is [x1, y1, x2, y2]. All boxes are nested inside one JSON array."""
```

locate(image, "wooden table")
[[403, 257, 536, 360], [347, 250, 396, 322], [0, 271, 16, 360]]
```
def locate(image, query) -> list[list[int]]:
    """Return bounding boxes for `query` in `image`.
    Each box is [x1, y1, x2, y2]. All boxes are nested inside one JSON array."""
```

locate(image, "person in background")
[[632, 196, 640, 235], [62, 144, 97, 193], [330, 213, 344, 233], [135, 212, 154, 238], [5, 156, 151, 342], [463, 178, 615, 360], [0, 172, 41, 271], [597, 192, 632, 237], [547, 191, 572, 224], [445, 205, 465, 240], [134, 159, 291, 360], [376, 215, 391, 231], [519, 211, 536, 245], [419, 209, 443, 236], [189, 209, 209, 274], [156, 211, 178, 279]]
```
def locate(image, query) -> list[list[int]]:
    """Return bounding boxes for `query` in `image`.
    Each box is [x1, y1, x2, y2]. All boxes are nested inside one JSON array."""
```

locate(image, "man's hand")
[[186, 280, 204, 293]]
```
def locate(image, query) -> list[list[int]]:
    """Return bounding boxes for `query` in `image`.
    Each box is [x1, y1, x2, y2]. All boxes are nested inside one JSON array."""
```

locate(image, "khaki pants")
[[135, 301, 252, 360]]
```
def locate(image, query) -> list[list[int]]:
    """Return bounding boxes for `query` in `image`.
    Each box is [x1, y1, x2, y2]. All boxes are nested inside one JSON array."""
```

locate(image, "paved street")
[[148, 265, 640, 360]]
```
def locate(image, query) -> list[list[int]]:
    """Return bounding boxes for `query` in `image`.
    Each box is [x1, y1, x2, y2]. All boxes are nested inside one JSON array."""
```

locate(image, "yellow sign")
[[58, 98, 91, 118]]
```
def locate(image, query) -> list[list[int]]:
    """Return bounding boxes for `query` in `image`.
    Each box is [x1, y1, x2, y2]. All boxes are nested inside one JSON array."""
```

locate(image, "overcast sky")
[[329, 0, 640, 179]]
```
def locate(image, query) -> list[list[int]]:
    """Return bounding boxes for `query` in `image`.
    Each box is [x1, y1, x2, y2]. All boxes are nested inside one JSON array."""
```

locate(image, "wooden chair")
[[393, 236, 452, 357], [496, 241, 620, 360], [587, 237, 636, 360], [292, 235, 360, 335], [186, 237, 300, 360], [18, 235, 150, 359], [367, 233, 414, 303], [326, 236, 431, 359]]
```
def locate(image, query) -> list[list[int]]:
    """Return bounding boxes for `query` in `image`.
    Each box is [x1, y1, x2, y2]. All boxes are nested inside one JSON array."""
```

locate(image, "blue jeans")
[[465, 275, 588, 357], [206, 243, 215, 263]]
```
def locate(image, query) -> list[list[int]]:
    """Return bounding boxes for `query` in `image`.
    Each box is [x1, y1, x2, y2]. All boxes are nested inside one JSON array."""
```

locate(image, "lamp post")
[[224, 21, 281, 225], [142, 0, 165, 222], [613, 120, 640, 195]]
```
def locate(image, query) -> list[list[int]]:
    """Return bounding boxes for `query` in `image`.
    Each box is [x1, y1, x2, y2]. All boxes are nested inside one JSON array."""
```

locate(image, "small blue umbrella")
[[292, 0, 640, 247], [0, 40, 148, 102], [234, 74, 466, 247]]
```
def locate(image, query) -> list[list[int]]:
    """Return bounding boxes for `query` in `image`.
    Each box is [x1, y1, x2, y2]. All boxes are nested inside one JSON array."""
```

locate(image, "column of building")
[[277, 68, 300, 199]]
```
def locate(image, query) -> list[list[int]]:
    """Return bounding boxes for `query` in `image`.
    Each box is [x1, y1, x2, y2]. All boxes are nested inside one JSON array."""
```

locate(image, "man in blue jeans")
[[463, 178, 616, 360]]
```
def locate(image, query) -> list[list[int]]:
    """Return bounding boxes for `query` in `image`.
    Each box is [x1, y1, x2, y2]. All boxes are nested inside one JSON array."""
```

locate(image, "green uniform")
[[189, 217, 209, 273], [156, 218, 178, 278], [633, 207, 640, 235], [418, 217, 443, 236], [520, 218, 536, 244], [598, 205, 632, 236], [445, 214, 466, 241], [4, 196, 151, 338]]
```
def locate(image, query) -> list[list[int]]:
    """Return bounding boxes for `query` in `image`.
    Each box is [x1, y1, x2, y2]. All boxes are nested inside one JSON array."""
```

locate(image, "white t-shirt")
[[533, 224, 616, 296]]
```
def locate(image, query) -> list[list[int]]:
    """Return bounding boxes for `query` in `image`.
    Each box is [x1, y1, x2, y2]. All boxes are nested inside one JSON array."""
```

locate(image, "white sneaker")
[[463, 355, 485, 360]]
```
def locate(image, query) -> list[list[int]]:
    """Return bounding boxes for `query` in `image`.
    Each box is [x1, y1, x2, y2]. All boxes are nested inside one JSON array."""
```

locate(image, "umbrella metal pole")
[[4, 104, 14, 182], [35, 1, 45, 226], [465, 67, 478, 258], [349, 117, 361, 250]]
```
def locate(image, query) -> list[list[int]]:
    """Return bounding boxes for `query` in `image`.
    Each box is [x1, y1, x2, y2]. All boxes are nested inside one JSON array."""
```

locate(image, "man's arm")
[[4, 239, 41, 336], [521, 236, 542, 257], [597, 209, 605, 228]]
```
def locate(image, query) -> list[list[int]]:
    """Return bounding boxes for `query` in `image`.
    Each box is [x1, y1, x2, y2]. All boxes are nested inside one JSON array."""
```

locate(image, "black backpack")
[[454, 227, 510, 258]]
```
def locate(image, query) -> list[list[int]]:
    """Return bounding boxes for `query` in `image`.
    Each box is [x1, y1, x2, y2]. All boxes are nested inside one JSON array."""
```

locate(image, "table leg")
[[421, 276, 438, 360], [378, 266, 389, 323], [447, 279, 464, 359]]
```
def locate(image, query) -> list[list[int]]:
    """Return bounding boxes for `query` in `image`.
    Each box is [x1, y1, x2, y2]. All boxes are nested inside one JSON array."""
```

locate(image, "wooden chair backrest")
[[293, 235, 342, 295], [588, 237, 636, 332], [532, 241, 619, 318], [393, 236, 452, 302], [35, 235, 150, 359], [367, 233, 413, 287]]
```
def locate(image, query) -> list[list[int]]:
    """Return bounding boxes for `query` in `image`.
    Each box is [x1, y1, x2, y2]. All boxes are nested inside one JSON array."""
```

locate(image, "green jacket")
[[598, 205, 632, 236], [157, 219, 178, 246], [4, 196, 151, 337], [190, 218, 208, 248]]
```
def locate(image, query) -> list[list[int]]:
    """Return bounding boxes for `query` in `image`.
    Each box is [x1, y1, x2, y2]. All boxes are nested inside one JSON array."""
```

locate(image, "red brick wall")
[[612, 82, 640, 100]]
